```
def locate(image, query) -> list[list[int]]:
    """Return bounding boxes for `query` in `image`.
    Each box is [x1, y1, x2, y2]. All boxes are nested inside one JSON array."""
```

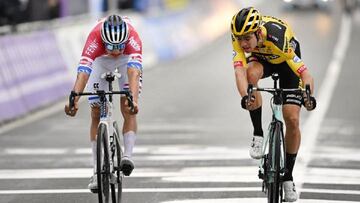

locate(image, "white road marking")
[[0, 167, 259, 180], [162, 199, 268, 203], [4, 148, 68, 155], [297, 13, 353, 196], [162, 198, 360, 203], [1, 145, 251, 159], [301, 188, 360, 195], [1, 166, 360, 186], [0, 187, 359, 197], [0, 187, 258, 195], [4, 145, 360, 162]]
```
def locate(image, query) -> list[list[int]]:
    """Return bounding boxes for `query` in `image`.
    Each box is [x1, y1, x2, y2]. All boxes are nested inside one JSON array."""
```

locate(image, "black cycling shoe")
[[120, 156, 134, 176]]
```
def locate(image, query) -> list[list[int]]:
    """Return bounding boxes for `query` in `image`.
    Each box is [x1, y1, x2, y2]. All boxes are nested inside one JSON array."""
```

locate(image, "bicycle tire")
[[111, 121, 123, 203], [267, 121, 283, 203], [97, 123, 111, 203]]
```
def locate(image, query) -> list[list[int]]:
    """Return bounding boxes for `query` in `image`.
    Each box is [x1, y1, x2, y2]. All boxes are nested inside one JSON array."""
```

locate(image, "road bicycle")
[[247, 73, 312, 203], [69, 71, 134, 203]]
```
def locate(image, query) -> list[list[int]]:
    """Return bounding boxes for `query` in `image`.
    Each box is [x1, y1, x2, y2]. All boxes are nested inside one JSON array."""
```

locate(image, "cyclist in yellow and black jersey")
[[232, 15, 307, 76], [230, 7, 316, 202]]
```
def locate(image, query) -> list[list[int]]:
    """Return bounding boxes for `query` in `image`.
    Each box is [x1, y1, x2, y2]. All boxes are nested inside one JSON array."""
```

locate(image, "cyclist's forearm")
[[235, 68, 248, 97], [300, 70, 314, 95], [127, 68, 141, 102], [73, 72, 90, 101]]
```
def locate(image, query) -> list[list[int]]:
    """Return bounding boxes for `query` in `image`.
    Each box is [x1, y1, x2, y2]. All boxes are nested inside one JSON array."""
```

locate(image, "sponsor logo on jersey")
[[85, 40, 98, 56], [268, 34, 279, 42], [290, 39, 297, 50], [79, 56, 93, 66], [130, 55, 142, 63], [261, 54, 280, 60], [272, 23, 282, 30], [257, 47, 272, 54], [270, 55, 280, 60], [297, 65, 307, 74], [129, 36, 141, 51], [234, 61, 243, 67], [293, 55, 302, 63]]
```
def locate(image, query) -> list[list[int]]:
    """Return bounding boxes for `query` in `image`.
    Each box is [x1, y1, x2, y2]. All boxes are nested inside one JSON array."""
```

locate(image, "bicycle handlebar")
[[247, 84, 312, 106], [69, 90, 134, 112]]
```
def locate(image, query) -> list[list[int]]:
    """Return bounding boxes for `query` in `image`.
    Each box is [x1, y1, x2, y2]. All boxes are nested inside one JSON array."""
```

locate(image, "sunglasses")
[[105, 43, 126, 51]]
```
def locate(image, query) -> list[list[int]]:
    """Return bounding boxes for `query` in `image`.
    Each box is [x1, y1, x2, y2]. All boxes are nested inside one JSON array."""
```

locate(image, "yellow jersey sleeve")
[[284, 50, 307, 77], [282, 28, 307, 77], [231, 34, 247, 69]]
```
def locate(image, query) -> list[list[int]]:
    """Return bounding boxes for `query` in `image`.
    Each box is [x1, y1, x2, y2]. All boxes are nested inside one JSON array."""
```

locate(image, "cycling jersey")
[[77, 17, 143, 106], [77, 17, 143, 75], [231, 16, 307, 77]]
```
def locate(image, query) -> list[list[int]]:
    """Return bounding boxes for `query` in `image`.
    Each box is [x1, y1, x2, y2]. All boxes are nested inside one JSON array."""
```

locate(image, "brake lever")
[[69, 91, 77, 109], [247, 84, 254, 104], [305, 84, 311, 103], [126, 92, 135, 112]]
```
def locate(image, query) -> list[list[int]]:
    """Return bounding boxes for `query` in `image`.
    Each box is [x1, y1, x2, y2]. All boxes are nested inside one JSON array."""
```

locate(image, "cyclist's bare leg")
[[282, 104, 301, 181], [120, 96, 137, 158], [90, 106, 101, 141], [90, 106, 100, 172], [247, 61, 263, 109], [120, 96, 137, 175], [282, 104, 301, 153], [87, 106, 100, 190]]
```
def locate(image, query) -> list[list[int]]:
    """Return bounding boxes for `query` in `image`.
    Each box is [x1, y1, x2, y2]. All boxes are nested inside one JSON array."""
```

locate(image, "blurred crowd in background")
[[0, 0, 359, 33], [0, 0, 189, 28]]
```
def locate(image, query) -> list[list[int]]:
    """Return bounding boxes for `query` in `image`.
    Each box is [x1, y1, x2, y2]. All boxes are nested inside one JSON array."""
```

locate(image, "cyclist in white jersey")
[[64, 14, 142, 191]]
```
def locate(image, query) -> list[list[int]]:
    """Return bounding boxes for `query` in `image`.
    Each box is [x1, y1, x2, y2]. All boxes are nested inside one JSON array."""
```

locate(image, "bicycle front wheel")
[[111, 121, 123, 203], [267, 121, 283, 203], [97, 123, 111, 203]]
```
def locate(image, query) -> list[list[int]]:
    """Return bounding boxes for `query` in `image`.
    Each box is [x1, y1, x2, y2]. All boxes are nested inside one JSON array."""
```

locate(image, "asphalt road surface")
[[0, 1, 360, 203]]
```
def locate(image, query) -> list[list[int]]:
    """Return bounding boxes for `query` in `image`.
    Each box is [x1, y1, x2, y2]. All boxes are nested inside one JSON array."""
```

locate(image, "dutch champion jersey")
[[231, 16, 307, 76], [77, 17, 143, 75]]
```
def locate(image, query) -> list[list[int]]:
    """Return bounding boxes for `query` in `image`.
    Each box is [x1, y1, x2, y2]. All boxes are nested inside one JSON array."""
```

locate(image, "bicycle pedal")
[[258, 168, 264, 179], [258, 172, 264, 180]]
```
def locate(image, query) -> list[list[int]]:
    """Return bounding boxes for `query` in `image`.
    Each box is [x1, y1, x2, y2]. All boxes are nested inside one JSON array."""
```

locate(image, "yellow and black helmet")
[[231, 7, 262, 36]]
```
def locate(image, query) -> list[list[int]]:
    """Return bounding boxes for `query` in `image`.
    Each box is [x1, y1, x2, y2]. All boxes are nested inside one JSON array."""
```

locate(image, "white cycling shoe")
[[88, 174, 98, 192], [283, 180, 298, 202], [249, 136, 263, 159]]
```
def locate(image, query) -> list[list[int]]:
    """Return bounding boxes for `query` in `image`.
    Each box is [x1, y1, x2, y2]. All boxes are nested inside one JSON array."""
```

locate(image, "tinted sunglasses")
[[105, 43, 126, 51]]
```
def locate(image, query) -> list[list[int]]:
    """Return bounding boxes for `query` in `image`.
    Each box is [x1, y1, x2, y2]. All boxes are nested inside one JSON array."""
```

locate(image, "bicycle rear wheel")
[[110, 121, 123, 203], [97, 123, 111, 203], [267, 121, 283, 203]]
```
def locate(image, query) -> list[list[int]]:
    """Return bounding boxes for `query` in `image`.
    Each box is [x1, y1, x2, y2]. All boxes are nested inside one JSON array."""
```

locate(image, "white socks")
[[91, 131, 136, 171], [91, 140, 97, 173], [123, 131, 136, 158]]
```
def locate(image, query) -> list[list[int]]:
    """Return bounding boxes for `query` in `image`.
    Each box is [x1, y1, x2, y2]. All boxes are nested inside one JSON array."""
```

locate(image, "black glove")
[[241, 95, 255, 110]]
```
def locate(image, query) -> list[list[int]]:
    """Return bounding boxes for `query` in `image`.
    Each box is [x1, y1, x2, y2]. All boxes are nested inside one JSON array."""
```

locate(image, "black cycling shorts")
[[247, 40, 303, 107]]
